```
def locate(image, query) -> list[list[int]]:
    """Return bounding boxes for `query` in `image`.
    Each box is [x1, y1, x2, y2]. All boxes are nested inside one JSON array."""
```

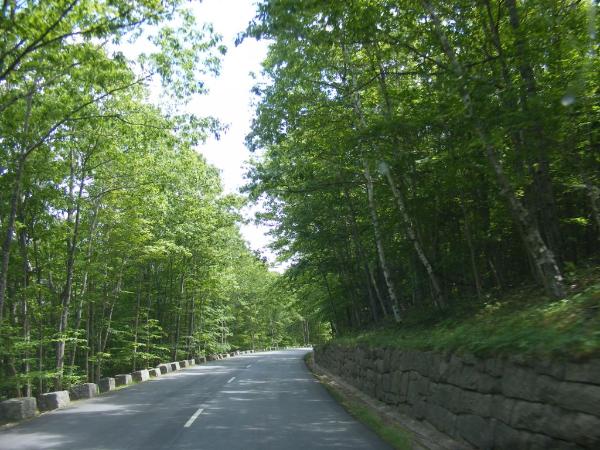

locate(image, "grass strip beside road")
[[304, 353, 412, 450]]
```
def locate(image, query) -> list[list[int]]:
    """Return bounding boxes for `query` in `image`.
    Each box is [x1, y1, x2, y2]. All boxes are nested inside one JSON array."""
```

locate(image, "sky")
[[185, 1, 281, 269], [121, 0, 280, 268]]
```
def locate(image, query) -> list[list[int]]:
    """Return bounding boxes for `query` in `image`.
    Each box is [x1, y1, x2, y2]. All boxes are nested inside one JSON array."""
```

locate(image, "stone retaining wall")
[[314, 343, 600, 449]]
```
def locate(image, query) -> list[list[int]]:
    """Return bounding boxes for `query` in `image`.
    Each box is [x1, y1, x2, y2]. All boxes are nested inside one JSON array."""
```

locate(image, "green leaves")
[[0, 1, 307, 399], [141, 8, 226, 102], [246, 0, 600, 334]]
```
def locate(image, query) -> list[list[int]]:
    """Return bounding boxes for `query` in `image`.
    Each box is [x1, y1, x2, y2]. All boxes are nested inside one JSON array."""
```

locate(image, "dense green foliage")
[[2, 0, 599, 403], [245, 1, 600, 336], [335, 278, 600, 360], [0, 1, 304, 400]]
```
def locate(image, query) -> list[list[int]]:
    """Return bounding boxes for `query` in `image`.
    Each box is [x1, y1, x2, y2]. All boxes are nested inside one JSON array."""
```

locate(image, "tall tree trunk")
[[95, 299, 116, 382], [67, 291, 84, 378], [146, 271, 152, 366], [368, 263, 388, 317], [88, 300, 95, 382], [55, 151, 86, 389], [132, 274, 142, 371], [320, 270, 339, 335], [187, 294, 195, 358], [504, 0, 562, 260], [584, 176, 600, 238], [0, 154, 25, 323], [94, 268, 120, 382], [342, 41, 402, 320], [380, 164, 446, 308], [303, 319, 310, 346], [364, 162, 402, 320], [172, 273, 184, 361], [221, 318, 225, 346], [344, 189, 389, 318], [32, 236, 45, 393], [198, 296, 204, 354], [460, 202, 483, 300], [18, 216, 31, 397], [582, 1, 600, 241], [372, 52, 446, 309], [85, 300, 91, 381], [94, 300, 104, 384], [423, 1, 566, 299], [482, 0, 562, 258], [0, 92, 33, 323], [67, 203, 98, 376]]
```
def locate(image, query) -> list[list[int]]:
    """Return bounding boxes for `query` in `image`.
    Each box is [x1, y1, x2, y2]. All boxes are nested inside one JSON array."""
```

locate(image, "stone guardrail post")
[[115, 374, 132, 387], [39, 391, 70, 412], [99, 377, 115, 393], [157, 363, 171, 374], [131, 370, 150, 382], [0, 398, 37, 421], [69, 383, 98, 400]]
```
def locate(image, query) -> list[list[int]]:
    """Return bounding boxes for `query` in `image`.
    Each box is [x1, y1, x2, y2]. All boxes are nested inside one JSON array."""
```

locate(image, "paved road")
[[0, 349, 392, 449]]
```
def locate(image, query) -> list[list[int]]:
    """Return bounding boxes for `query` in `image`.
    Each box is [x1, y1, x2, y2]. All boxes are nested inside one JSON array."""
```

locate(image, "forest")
[[0, 1, 311, 401], [1, 0, 599, 403], [244, 0, 599, 346]]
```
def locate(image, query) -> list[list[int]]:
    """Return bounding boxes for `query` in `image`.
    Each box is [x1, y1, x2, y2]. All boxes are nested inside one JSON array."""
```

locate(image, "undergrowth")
[[334, 266, 600, 360]]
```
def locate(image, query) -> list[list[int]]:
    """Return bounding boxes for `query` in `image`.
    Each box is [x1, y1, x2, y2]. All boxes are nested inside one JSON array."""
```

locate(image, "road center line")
[[227, 376, 236, 383], [184, 408, 204, 428]]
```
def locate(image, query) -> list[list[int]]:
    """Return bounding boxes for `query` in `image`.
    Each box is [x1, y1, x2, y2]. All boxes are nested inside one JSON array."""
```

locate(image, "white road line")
[[184, 408, 204, 428], [246, 364, 252, 368], [227, 376, 236, 383]]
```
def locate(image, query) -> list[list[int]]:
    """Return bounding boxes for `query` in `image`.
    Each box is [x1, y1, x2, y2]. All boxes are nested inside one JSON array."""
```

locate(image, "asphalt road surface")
[[0, 349, 393, 449]]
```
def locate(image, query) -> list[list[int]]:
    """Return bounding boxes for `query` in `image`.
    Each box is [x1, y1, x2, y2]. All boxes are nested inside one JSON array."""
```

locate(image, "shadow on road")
[[0, 350, 391, 450]]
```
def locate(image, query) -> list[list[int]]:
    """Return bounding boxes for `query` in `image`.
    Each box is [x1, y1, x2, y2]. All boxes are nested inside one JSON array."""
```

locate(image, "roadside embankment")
[[314, 343, 600, 449]]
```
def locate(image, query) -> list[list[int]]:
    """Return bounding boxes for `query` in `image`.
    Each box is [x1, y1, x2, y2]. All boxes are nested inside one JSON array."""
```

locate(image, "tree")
[[244, 0, 598, 335]]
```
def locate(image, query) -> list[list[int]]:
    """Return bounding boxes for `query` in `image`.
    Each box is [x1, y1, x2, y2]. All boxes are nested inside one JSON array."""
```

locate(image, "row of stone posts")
[[0, 355, 211, 423], [206, 349, 257, 361], [0, 349, 272, 423]]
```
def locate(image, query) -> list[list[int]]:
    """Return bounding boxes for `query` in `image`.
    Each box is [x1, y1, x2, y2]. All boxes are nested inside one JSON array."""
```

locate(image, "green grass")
[[334, 268, 600, 361], [324, 383, 412, 450], [305, 353, 412, 450]]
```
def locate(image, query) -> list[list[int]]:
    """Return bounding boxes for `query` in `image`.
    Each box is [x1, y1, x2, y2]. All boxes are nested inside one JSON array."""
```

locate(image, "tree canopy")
[[2, 0, 598, 402], [244, 0, 599, 334], [0, 0, 305, 399]]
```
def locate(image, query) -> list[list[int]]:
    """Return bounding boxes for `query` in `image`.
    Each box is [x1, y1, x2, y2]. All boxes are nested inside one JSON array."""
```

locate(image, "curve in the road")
[[0, 349, 392, 450]]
